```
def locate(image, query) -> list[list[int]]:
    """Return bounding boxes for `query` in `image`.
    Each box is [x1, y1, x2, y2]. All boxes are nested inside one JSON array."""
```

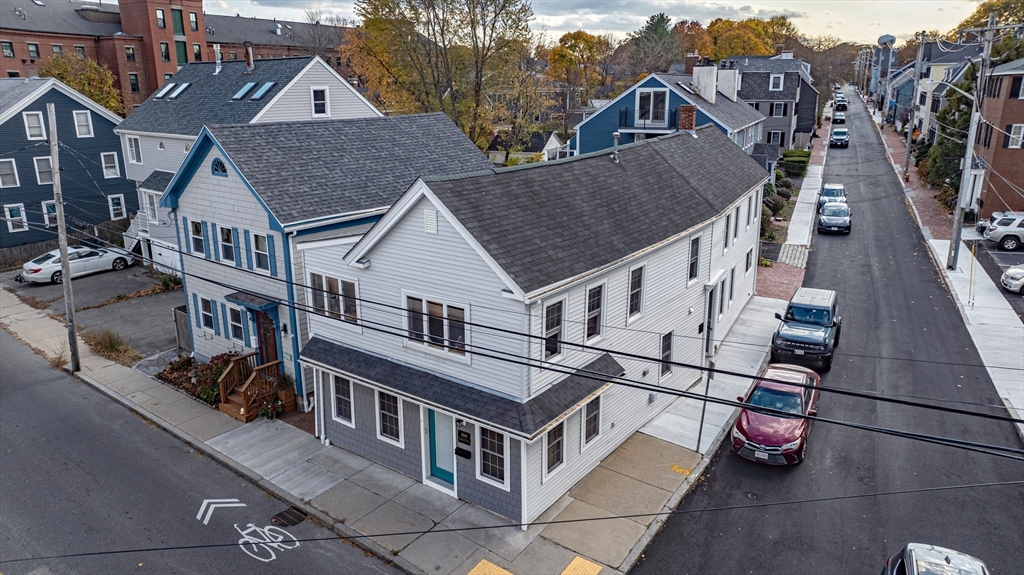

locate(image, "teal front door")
[[428, 410, 455, 484]]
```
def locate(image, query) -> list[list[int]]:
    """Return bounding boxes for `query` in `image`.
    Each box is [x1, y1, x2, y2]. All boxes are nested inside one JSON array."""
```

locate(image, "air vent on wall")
[[424, 210, 437, 235]]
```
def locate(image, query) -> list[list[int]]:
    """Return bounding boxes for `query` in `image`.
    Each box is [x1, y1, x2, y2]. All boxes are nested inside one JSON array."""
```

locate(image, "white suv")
[[983, 213, 1024, 251]]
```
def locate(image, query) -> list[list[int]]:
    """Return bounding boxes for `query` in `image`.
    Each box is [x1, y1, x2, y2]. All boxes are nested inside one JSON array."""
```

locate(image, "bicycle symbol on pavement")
[[235, 523, 299, 562]]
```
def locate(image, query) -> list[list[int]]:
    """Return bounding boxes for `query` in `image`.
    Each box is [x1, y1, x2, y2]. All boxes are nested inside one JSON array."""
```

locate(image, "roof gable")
[[0, 78, 123, 126]]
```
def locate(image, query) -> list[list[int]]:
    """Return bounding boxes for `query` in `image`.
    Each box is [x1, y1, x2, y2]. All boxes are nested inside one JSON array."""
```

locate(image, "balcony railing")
[[619, 107, 676, 130]]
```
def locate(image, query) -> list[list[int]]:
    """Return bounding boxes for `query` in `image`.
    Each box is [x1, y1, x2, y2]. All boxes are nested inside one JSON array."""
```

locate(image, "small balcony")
[[618, 107, 677, 131]]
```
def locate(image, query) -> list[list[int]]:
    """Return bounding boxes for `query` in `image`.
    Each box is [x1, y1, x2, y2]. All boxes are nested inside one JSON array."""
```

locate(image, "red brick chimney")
[[678, 105, 697, 131]]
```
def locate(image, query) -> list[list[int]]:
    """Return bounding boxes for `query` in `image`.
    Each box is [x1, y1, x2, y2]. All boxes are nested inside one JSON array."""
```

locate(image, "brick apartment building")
[[0, 0, 356, 115], [975, 58, 1024, 219]]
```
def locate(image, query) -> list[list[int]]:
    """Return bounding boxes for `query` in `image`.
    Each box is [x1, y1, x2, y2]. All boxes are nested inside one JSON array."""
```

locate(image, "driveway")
[[1, 265, 184, 357], [967, 239, 1024, 321]]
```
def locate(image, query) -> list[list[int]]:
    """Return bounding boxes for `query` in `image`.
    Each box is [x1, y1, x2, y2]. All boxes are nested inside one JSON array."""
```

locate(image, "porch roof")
[[300, 336, 625, 439], [225, 291, 277, 311]]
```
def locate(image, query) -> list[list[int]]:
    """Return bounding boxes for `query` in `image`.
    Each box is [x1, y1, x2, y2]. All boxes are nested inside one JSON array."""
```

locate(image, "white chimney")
[[275, 23, 282, 36], [692, 65, 717, 104], [213, 44, 222, 75], [717, 68, 739, 102]]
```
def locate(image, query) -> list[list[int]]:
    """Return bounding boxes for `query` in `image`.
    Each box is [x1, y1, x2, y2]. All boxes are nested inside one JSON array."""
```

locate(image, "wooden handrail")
[[238, 360, 282, 416], [217, 351, 259, 406]]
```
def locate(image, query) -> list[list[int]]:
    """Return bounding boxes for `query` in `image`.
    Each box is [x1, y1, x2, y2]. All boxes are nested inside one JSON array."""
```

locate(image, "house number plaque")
[[458, 430, 471, 445]]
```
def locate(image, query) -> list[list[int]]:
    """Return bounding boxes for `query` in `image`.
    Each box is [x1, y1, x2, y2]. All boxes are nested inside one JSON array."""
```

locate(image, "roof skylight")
[[153, 83, 177, 98], [232, 82, 258, 100], [249, 82, 276, 100], [167, 83, 191, 99]]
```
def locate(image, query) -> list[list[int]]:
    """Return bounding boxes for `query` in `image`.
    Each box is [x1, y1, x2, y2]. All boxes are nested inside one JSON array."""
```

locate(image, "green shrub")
[[760, 211, 777, 241], [763, 181, 776, 196], [782, 149, 811, 158], [764, 195, 786, 216], [782, 159, 808, 177], [775, 169, 787, 181], [776, 177, 794, 189], [776, 187, 792, 201]]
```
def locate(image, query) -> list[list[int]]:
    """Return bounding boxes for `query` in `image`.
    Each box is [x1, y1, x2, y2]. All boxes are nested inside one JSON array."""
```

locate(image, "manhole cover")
[[271, 507, 307, 527]]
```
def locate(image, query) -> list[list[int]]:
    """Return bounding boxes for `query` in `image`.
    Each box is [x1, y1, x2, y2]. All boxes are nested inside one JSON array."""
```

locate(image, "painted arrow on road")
[[197, 499, 247, 525]]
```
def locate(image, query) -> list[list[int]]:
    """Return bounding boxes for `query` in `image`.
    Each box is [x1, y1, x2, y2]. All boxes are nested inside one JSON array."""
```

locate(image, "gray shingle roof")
[[301, 336, 624, 438], [0, 78, 48, 118], [992, 58, 1024, 76], [0, 0, 122, 37], [208, 113, 492, 225], [654, 73, 765, 130], [751, 142, 781, 171], [116, 57, 315, 136], [927, 43, 983, 65], [424, 125, 768, 294], [204, 14, 350, 49], [139, 170, 174, 194], [724, 56, 804, 74]]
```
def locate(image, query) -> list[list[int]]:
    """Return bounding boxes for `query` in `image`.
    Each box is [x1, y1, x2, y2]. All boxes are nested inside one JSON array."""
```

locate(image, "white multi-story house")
[[156, 113, 493, 420], [115, 53, 380, 272], [297, 125, 769, 523]]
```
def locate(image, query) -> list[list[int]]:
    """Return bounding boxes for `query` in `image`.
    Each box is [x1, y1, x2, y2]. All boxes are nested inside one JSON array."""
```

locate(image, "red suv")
[[731, 364, 820, 465]]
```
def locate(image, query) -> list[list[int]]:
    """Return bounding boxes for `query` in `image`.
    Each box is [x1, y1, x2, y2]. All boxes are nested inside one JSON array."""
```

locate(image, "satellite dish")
[[878, 34, 896, 48]]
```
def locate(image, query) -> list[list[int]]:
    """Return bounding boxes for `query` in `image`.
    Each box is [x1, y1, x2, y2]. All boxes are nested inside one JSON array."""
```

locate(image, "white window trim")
[[310, 86, 330, 118], [768, 130, 783, 145], [769, 74, 784, 91], [308, 269, 362, 334], [190, 221, 205, 256], [252, 232, 271, 273], [41, 200, 57, 227], [746, 196, 753, 229], [126, 136, 143, 165], [33, 156, 53, 185], [626, 261, 647, 324], [634, 88, 669, 127], [23, 111, 45, 140], [728, 267, 736, 308], [401, 290, 471, 364], [218, 224, 235, 262], [583, 279, 607, 344], [579, 395, 601, 453], [771, 102, 785, 117], [144, 192, 160, 221], [4, 203, 28, 233], [0, 159, 19, 188], [107, 194, 126, 220], [541, 296, 568, 362], [687, 235, 702, 286], [199, 296, 215, 332], [73, 110, 94, 138], [330, 371, 356, 429], [723, 213, 732, 252], [374, 390, 405, 448], [1010, 124, 1024, 149], [542, 421, 566, 483], [660, 332, 673, 379], [476, 424, 511, 491], [746, 247, 754, 275], [227, 305, 245, 343], [101, 152, 119, 179]]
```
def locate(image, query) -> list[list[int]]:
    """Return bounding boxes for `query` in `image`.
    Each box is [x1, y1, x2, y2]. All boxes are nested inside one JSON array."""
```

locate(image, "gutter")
[[283, 207, 389, 233]]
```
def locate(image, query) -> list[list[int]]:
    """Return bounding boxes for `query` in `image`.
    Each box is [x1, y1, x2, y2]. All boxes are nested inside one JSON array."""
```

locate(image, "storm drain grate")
[[271, 507, 307, 527]]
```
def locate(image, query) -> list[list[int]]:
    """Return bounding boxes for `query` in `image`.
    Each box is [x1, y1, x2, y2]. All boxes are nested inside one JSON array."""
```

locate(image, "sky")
[[209, 0, 982, 45]]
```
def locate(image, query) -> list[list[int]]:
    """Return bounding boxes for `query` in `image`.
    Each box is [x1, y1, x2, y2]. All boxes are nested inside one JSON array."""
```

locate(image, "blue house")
[[0, 78, 138, 249], [570, 65, 766, 157]]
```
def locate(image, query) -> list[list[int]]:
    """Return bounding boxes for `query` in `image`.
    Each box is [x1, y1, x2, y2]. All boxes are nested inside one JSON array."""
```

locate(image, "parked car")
[[829, 128, 850, 147], [835, 99, 848, 111], [818, 202, 852, 234], [818, 183, 847, 211], [881, 543, 989, 575], [771, 288, 842, 371], [1001, 264, 1024, 293], [982, 212, 1024, 251], [833, 112, 846, 124], [19, 246, 134, 284], [731, 364, 820, 465], [976, 210, 1024, 234]]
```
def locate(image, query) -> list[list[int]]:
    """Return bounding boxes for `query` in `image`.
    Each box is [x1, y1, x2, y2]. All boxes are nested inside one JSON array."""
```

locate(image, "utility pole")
[[47, 102, 80, 372], [903, 31, 927, 178], [947, 13, 996, 270]]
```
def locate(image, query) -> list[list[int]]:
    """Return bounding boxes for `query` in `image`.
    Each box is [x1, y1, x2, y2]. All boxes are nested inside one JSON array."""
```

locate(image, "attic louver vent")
[[424, 210, 437, 235], [232, 82, 258, 100], [250, 82, 276, 100], [167, 83, 191, 99], [153, 83, 176, 98]]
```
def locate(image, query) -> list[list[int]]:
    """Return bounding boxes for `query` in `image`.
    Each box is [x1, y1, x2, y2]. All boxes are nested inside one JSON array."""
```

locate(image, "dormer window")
[[770, 74, 784, 91], [211, 158, 227, 177], [311, 87, 329, 117]]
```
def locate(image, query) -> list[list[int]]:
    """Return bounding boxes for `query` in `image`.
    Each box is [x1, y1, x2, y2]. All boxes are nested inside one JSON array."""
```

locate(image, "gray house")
[[158, 113, 492, 416], [721, 53, 819, 149], [115, 54, 380, 273], [299, 125, 769, 523]]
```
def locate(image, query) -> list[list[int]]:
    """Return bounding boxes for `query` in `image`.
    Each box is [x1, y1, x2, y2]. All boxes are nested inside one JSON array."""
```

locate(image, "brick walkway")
[[755, 262, 804, 301]]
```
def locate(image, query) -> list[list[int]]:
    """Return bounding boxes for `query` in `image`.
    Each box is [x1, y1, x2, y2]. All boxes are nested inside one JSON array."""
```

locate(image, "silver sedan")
[[20, 246, 134, 284]]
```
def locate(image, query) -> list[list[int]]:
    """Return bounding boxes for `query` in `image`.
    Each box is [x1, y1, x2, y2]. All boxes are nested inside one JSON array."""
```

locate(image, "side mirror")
[[736, 396, 745, 403], [808, 408, 818, 417], [774, 312, 783, 320]]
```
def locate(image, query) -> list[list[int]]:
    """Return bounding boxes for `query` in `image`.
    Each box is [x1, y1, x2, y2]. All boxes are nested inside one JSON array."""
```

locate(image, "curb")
[[73, 369, 424, 575]]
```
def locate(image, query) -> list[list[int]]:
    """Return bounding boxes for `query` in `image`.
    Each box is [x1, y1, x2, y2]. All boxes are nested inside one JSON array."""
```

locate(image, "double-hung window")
[[311, 87, 329, 117], [583, 396, 600, 446], [144, 193, 159, 222], [160, 42, 170, 62], [189, 11, 199, 31], [200, 297, 214, 330], [219, 226, 234, 262], [332, 374, 353, 425], [124, 46, 135, 62], [193, 44, 202, 62], [406, 296, 466, 355], [747, 196, 753, 228], [1, 41, 13, 58], [771, 102, 785, 117], [127, 136, 142, 164], [73, 111, 93, 137], [724, 214, 732, 250], [34, 157, 53, 185], [734, 206, 740, 240], [156, 8, 166, 29], [585, 285, 603, 340], [1009, 124, 1024, 149], [75, 46, 86, 58], [51, 44, 63, 54], [228, 307, 244, 342], [729, 267, 736, 303], [661, 332, 673, 376], [310, 273, 358, 324], [4, 204, 27, 232], [23, 112, 45, 140], [768, 130, 783, 145], [101, 152, 119, 178], [545, 422, 564, 477], [628, 266, 644, 317], [479, 427, 506, 486], [108, 195, 125, 220], [543, 301, 563, 358], [252, 233, 270, 271], [0, 159, 18, 188], [376, 391, 402, 446], [27, 43, 40, 59], [770, 74, 784, 91], [746, 248, 754, 272], [42, 200, 57, 227], [129, 74, 140, 93], [688, 236, 701, 281], [190, 221, 205, 254]]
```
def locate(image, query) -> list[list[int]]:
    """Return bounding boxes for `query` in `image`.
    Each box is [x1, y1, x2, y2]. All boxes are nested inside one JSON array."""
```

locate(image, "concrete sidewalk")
[[1, 284, 777, 575]]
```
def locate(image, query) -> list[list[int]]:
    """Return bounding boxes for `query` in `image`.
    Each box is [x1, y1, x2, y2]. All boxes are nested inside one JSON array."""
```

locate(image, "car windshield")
[[785, 304, 832, 326], [747, 386, 803, 416], [823, 187, 843, 197], [30, 254, 56, 265], [822, 205, 849, 217], [833, 130, 848, 137]]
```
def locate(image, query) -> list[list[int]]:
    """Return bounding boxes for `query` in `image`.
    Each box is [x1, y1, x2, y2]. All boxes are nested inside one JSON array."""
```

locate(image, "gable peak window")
[[211, 158, 228, 176], [637, 89, 668, 127], [74, 110, 93, 137], [311, 87, 329, 117], [23, 111, 45, 140]]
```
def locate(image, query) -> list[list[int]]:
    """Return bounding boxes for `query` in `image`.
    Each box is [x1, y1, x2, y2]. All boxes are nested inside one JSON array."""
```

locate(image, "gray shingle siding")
[[456, 424, 522, 522]]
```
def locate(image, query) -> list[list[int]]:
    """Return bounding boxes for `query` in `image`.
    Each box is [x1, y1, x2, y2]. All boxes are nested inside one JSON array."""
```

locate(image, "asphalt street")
[[632, 88, 1024, 575], [0, 329, 401, 575]]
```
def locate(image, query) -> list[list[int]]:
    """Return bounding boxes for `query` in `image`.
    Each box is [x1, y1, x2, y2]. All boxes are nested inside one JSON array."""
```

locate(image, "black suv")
[[771, 288, 842, 372], [829, 128, 850, 148]]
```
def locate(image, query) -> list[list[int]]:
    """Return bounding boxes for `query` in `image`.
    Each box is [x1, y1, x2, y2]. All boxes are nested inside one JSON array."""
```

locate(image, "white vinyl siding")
[[254, 61, 379, 123]]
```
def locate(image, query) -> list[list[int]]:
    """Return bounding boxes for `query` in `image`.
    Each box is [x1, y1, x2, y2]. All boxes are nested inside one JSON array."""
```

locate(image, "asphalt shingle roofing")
[[0, 78, 48, 118], [117, 57, 315, 136], [208, 113, 492, 225], [0, 0, 122, 36], [140, 170, 174, 194], [301, 336, 625, 438], [425, 124, 768, 294], [204, 14, 350, 48], [654, 73, 765, 130], [992, 58, 1024, 76]]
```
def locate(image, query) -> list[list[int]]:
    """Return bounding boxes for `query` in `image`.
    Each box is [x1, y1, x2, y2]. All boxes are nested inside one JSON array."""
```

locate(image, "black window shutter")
[[1004, 125, 1013, 148], [984, 123, 993, 148], [782, 103, 788, 116], [1010, 77, 1022, 100]]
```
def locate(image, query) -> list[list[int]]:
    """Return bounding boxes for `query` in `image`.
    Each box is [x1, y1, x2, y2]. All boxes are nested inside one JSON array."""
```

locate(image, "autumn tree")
[[297, 8, 351, 63], [953, 0, 1024, 30], [492, 41, 553, 164], [673, 20, 713, 57], [548, 31, 610, 104], [38, 53, 124, 116], [628, 13, 679, 74], [714, 26, 771, 60]]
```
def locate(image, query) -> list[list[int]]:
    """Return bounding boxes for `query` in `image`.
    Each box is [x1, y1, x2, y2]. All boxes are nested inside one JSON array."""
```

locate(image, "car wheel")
[[833, 329, 841, 349], [1001, 236, 1020, 251], [112, 257, 127, 271], [821, 357, 833, 372], [770, 351, 780, 364], [51, 271, 63, 284]]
